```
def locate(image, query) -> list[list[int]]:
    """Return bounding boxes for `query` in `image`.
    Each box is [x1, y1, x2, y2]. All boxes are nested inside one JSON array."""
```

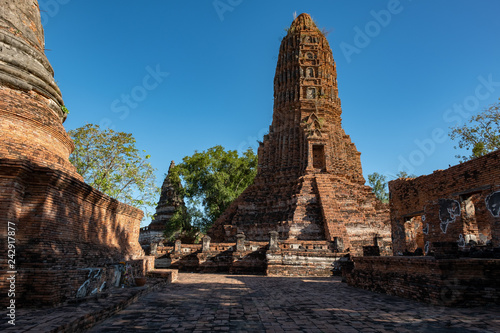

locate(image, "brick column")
[[236, 233, 246, 252], [175, 239, 182, 254], [202, 235, 211, 253], [269, 231, 279, 251], [333, 237, 344, 252], [150, 242, 158, 256]]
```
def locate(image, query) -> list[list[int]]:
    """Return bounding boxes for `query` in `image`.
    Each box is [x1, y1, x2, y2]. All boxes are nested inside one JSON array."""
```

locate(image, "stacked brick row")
[[157, 242, 268, 275], [155, 239, 345, 277], [347, 256, 500, 306], [389, 149, 500, 254]]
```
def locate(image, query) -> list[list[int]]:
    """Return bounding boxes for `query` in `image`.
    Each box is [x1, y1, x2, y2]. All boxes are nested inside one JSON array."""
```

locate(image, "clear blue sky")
[[42, 0, 500, 224]]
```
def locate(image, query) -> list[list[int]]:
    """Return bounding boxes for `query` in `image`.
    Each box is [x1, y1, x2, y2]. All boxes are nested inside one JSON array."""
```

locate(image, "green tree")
[[163, 205, 203, 243], [395, 171, 417, 179], [367, 172, 388, 203], [449, 100, 500, 161], [69, 124, 159, 221], [173, 145, 258, 232]]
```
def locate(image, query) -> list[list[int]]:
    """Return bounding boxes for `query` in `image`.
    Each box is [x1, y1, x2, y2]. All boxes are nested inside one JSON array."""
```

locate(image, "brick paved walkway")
[[89, 273, 500, 333]]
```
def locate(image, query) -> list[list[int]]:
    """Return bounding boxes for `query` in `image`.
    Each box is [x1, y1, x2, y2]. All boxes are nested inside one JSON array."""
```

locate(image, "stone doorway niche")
[[306, 67, 314, 78], [306, 87, 316, 99], [461, 193, 490, 245], [312, 144, 326, 171], [404, 215, 425, 252]]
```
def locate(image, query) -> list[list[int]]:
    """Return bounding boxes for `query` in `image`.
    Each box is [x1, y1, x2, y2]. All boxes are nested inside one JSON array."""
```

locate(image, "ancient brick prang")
[[208, 14, 391, 256], [0, 0, 65, 121], [140, 161, 185, 245], [0, 0, 148, 306], [150, 161, 184, 231]]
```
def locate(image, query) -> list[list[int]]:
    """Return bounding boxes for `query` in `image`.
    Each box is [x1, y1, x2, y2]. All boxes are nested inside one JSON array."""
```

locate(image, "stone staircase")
[[289, 175, 325, 240], [314, 174, 352, 250]]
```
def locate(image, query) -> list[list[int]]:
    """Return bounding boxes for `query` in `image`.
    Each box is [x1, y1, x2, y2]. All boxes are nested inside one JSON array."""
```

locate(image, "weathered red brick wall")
[[156, 242, 267, 274], [389, 150, 500, 254], [346, 256, 500, 306], [155, 239, 350, 277], [0, 159, 145, 305], [0, 88, 78, 176], [315, 174, 391, 256], [266, 240, 348, 277], [0, 0, 147, 307], [0, 90, 145, 307]]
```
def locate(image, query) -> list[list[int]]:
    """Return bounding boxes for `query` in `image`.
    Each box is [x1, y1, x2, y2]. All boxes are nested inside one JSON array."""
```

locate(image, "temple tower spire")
[[209, 14, 391, 255], [260, 13, 363, 183]]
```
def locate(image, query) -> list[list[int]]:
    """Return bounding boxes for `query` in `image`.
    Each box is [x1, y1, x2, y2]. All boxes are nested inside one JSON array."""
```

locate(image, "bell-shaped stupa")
[[0, 0, 145, 306]]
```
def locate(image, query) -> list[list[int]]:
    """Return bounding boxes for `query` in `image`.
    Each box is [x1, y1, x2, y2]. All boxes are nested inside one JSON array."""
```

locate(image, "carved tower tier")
[[208, 14, 391, 255]]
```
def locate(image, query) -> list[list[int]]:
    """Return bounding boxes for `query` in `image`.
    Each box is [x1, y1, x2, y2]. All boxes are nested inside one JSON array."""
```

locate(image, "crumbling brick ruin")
[[139, 161, 185, 247], [389, 150, 500, 255], [345, 150, 500, 306], [154, 236, 340, 277], [208, 13, 391, 257], [0, 0, 149, 306]]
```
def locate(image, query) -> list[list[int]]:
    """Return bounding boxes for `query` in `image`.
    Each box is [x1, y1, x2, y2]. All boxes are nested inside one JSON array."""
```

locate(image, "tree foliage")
[[368, 171, 418, 204], [367, 172, 389, 203], [450, 100, 500, 162], [172, 145, 258, 232], [69, 124, 159, 220], [395, 171, 416, 179], [163, 204, 204, 243]]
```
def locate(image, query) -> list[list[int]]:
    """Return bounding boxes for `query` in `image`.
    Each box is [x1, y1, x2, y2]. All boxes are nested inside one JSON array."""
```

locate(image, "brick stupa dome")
[[0, 0, 77, 176], [0, 0, 145, 306], [0, 0, 66, 121]]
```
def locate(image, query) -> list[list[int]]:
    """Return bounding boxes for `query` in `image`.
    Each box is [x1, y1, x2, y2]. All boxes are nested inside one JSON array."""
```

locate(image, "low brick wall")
[[157, 242, 268, 275], [156, 239, 348, 277], [267, 251, 344, 277], [0, 160, 147, 307], [346, 256, 500, 306], [266, 240, 346, 277], [148, 269, 178, 283]]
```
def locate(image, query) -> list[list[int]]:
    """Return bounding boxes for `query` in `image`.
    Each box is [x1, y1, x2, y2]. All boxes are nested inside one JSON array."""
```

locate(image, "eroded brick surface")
[[347, 256, 500, 307], [346, 150, 500, 307], [389, 150, 500, 254], [0, 0, 146, 307]]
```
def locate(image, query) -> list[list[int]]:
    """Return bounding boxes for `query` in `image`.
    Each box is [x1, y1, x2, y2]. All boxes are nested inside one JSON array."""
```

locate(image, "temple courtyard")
[[6, 273, 497, 332], [87, 274, 500, 333], [1, 2, 499, 332]]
